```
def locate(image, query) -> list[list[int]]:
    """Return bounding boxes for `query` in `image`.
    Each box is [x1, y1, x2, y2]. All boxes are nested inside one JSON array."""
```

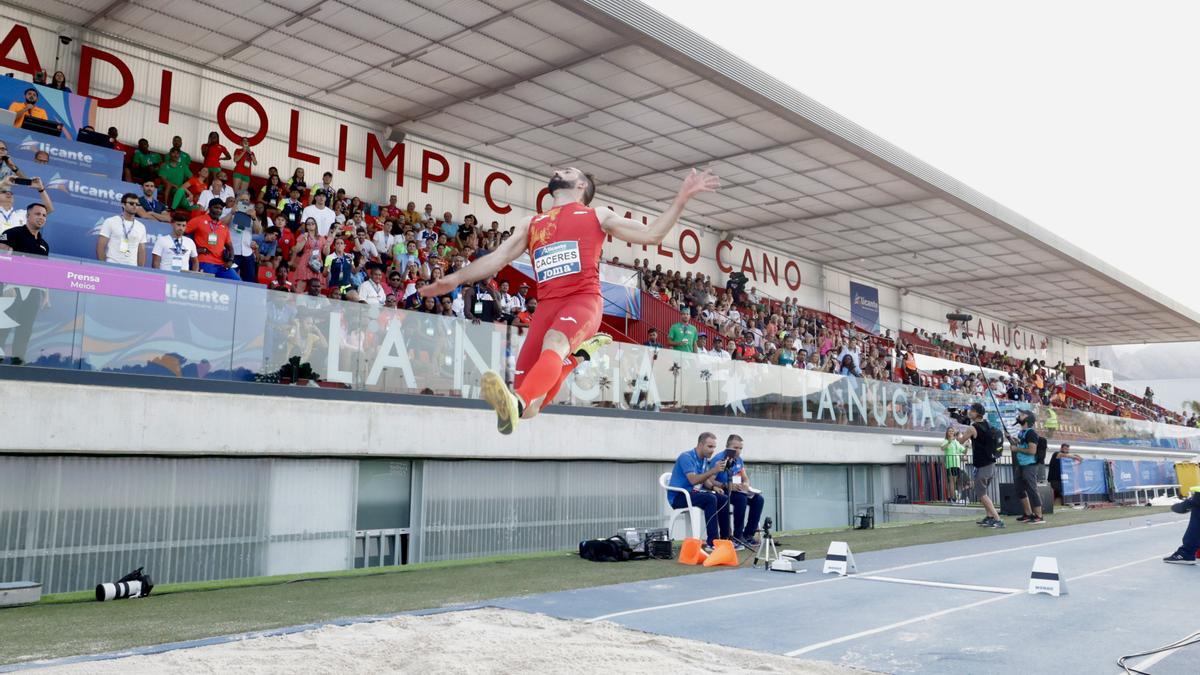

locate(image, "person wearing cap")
[[186, 197, 238, 280], [695, 333, 711, 356], [513, 282, 530, 313], [710, 335, 731, 360], [1013, 410, 1046, 524]]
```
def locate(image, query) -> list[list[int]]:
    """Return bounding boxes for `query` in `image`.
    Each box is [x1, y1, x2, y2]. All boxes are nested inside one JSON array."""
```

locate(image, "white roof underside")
[[17, 0, 1200, 345]]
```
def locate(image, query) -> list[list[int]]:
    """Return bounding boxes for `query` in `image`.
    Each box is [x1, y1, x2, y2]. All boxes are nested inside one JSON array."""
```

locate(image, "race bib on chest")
[[532, 241, 581, 283]]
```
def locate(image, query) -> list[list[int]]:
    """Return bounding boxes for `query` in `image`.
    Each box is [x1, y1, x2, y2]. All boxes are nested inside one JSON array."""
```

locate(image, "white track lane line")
[[784, 553, 1164, 657], [587, 519, 1182, 622], [855, 576, 1021, 594]]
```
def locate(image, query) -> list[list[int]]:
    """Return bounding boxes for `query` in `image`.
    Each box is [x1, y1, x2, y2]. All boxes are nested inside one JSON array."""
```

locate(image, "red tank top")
[[526, 203, 604, 301]]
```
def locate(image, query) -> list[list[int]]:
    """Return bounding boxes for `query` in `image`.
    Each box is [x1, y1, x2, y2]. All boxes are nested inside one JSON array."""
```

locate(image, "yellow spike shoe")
[[574, 332, 613, 363], [481, 370, 521, 435]]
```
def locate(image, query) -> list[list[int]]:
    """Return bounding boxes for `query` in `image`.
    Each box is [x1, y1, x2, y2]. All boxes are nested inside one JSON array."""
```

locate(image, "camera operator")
[[708, 434, 764, 550], [1164, 491, 1200, 565], [666, 432, 732, 551], [1012, 411, 1045, 524], [956, 402, 1004, 528]]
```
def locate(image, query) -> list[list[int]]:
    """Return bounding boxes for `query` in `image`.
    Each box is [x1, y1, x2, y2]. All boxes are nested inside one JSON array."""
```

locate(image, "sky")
[[644, 0, 1200, 325]]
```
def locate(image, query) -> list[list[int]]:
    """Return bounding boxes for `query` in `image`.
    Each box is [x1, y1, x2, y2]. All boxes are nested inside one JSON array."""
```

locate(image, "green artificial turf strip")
[[0, 505, 1172, 665]]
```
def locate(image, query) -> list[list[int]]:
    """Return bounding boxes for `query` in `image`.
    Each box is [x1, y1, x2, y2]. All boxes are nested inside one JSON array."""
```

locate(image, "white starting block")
[[1028, 556, 1068, 597], [822, 541, 857, 576], [769, 549, 807, 573]]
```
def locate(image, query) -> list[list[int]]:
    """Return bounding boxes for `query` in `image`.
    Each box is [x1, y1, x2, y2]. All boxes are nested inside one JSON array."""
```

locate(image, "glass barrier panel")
[[3, 251, 1200, 449]]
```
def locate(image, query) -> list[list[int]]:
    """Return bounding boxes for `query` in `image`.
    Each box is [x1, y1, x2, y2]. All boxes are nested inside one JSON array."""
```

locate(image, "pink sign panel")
[[0, 255, 166, 301]]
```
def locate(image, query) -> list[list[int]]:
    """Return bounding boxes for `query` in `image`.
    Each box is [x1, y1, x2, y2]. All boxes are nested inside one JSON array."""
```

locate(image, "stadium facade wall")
[[1, 12, 1085, 361]]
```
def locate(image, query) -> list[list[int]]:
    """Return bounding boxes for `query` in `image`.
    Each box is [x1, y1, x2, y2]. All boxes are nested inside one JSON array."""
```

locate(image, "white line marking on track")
[[856, 576, 1021, 595], [1131, 641, 1190, 672], [784, 553, 1164, 657], [586, 518, 1182, 623]]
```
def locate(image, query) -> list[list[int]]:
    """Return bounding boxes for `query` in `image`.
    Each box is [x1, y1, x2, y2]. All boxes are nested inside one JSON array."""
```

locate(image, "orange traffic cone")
[[703, 539, 738, 567], [678, 538, 708, 565]]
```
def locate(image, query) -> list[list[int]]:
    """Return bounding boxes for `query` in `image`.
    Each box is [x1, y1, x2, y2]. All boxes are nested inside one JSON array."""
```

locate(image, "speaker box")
[[999, 482, 1054, 516]]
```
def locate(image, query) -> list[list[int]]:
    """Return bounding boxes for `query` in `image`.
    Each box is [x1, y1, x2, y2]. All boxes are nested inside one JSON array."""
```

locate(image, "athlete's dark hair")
[[582, 172, 597, 205]]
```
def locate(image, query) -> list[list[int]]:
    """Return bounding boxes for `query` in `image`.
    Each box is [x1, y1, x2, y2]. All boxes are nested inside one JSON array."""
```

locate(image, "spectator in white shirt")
[[373, 223, 397, 263], [151, 213, 199, 272], [301, 192, 336, 236], [196, 176, 234, 214], [97, 192, 148, 267], [513, 283, 530, 312], [353, 228, 380, 263], [695, 334, 711, 355], [710, 335, 731, 360], [358, 266, 387, 306]]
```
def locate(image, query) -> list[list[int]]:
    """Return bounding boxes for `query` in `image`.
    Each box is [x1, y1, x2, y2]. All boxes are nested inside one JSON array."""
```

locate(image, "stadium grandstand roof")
[[17, 0, 1200, 345]]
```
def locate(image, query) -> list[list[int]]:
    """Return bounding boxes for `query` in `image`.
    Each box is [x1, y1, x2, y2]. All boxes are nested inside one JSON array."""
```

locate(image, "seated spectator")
[[33, 150, 48, 164], [358, 265, 388, 306], [311, 172, 336, 206], [261, 173, 285, 205], [186, 198, 238, 280], [130, 139, 162, 184], [197, 175, 234, 213], [515, 298, 536, 329], [710, 434, 763, 548], [645, 327, 663, 348], [158, 148, 192, 210], [97, 192, 148, 267], [136, 181, 172, 223], [49, 70, 70, 93], [666, 432, 732, 550], [151, 212, 199, 272], [8, 88, 56, 133]]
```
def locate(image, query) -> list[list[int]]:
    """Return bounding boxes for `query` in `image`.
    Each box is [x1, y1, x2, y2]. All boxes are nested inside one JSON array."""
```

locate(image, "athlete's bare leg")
[[518, 329, 570, 419]]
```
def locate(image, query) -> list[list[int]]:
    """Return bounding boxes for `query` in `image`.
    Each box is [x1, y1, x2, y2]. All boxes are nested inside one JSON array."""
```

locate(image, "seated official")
[[708, 434, 764, 549], [667, 431, 732, 549]]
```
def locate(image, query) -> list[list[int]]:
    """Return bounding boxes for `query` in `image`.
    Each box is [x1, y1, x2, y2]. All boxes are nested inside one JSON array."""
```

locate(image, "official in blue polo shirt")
[[667, 431, 732, 548], [708, 434, 765, 548]]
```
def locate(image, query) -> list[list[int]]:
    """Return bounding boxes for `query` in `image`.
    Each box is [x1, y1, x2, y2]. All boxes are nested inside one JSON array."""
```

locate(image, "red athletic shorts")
[[514, 293, 603, 387]]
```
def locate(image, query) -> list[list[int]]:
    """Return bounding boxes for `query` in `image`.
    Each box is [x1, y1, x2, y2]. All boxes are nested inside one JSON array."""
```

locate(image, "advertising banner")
[[0, 253, 164, 300], [9, 163, 140, 212], [849, 281, 880, 333], [0, 79, 95, 139], [0, 124, 124, 177], [1111, 459, 1139, 491], [1060, 458, 1108, 495]]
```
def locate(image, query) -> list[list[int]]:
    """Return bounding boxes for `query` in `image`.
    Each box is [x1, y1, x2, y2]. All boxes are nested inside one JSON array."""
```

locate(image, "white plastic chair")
[[659, 472, 704, 541]]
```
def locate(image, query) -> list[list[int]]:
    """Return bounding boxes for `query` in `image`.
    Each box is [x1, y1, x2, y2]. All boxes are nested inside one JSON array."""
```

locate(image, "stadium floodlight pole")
[[946, 312, 1013, 444]]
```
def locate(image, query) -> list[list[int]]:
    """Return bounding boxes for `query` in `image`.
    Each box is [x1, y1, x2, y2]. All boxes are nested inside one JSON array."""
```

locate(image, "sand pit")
[[42, 608, 872, 674]]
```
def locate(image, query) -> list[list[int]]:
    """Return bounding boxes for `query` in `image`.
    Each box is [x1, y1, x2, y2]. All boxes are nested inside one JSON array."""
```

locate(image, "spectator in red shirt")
[[230, 139, 256, 193], [383, 195, 403, 221], [186, 197, 238, 280], [108, 126, 135, 182], [201, 131, 231, 172]]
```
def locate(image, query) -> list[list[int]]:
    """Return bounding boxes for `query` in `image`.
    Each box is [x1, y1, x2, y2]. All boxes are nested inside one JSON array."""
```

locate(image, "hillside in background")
[[1089, 342, 1200, 412]]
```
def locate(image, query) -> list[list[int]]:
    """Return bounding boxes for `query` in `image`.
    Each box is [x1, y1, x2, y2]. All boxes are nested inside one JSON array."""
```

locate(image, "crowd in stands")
[[3, 68, 1195, 428]]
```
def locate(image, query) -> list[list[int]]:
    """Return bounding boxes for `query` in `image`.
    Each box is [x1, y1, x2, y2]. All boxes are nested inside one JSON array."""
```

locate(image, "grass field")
[[0, 505, 1170, 665]]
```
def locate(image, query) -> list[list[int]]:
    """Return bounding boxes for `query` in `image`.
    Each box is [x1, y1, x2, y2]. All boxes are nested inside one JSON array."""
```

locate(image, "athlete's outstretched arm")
[[598, 168, 719, 245], [419, 218, 530, 297]]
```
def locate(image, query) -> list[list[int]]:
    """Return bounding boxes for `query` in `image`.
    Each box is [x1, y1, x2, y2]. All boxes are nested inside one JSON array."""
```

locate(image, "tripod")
[[752, 517, 777, 570]]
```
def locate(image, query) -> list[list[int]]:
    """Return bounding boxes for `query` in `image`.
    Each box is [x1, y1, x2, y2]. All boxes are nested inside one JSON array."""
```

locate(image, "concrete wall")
[[4, 378, 907, 464]]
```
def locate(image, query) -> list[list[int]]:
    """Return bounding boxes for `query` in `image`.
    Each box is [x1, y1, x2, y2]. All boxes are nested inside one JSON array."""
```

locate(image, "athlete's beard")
[[547, 174, 574, 196]]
